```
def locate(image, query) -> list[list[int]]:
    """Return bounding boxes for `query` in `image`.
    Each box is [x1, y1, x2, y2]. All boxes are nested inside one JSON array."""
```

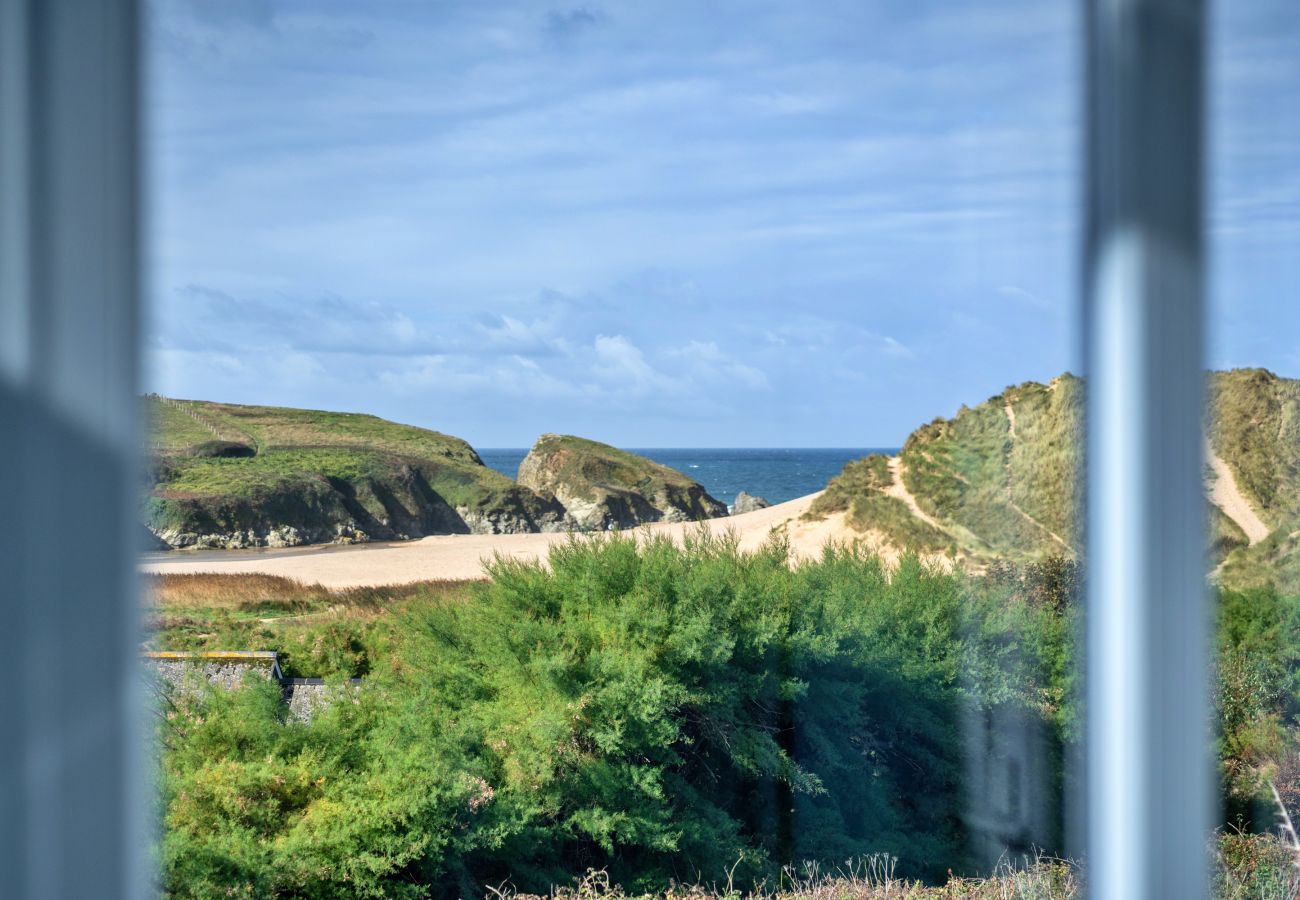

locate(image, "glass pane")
[[143, 2, 1082, 895]]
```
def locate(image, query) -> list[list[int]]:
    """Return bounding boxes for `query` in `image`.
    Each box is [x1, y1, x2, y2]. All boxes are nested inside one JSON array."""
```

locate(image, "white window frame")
[[0, 0, 1212, 896]]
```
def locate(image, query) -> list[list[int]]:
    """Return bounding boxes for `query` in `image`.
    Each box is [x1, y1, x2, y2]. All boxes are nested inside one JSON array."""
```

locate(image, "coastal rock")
[[144, 397, 569, 549], [732, 491, 771, 514], [150, 521, 368, 551], [142, 524, 173, 551], [518, 434, 729, 531]]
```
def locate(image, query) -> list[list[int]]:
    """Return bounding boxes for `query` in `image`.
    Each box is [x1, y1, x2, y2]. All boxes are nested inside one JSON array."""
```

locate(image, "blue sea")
[[477, 448, 898, 509]]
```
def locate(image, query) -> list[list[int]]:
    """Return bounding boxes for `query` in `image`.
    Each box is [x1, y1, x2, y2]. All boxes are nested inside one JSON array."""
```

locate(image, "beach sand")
[[140, 491, 886, 587]]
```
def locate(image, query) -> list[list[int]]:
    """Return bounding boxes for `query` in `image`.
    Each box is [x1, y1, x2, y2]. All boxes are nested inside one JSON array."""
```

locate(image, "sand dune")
[[1207, 446, 1272, 545], [140, 491, 878, 588]]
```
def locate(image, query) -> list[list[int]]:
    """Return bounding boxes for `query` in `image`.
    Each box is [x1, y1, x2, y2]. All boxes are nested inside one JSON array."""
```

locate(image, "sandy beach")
[[140, 491, 882, 588]]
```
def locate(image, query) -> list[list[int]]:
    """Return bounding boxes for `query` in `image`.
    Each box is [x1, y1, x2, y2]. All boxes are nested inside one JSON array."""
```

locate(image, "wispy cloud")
[[155, 284, 441, 357]]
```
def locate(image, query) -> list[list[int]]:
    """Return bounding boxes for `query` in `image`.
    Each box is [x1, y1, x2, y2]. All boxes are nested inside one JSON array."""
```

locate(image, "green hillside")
[[1209, 369, 1300, 591], [517, 433, 728, 529], [809, 370, 1300, 591], [144, 397, 566, 548], [809, 376, 1080, 563], [1209, 369, 1300, 526]]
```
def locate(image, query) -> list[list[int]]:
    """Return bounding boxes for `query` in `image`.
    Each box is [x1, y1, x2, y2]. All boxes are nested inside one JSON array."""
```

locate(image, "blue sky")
[[147, 0, 1300, 447]]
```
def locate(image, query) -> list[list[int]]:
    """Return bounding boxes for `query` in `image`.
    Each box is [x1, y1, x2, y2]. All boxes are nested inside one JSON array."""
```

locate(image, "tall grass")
[[145, 572, 473, 614], [487, 853, 1081, 900], [807, 456, 953, 553], [144, 573, 482, 678]]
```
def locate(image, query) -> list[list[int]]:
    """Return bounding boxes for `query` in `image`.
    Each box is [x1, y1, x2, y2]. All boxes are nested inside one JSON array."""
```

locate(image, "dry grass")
[[143, 572, 485, 677], [144, 572, 481, 620], [492, 855, 1080, 900]]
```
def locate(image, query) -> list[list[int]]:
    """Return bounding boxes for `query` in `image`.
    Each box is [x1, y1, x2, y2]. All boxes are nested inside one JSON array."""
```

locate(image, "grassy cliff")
[[810, 370, 1300, 591], [518, 433, 728, 529], [809, 376, 1080, 564], [145, 397, 566, 547]]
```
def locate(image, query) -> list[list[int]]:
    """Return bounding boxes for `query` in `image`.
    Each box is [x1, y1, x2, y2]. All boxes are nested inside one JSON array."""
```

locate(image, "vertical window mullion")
[[1084, 1, 1210, 897]]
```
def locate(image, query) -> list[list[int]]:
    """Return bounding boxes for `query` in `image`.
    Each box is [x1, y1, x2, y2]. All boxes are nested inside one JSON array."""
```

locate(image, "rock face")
[[145, 397, 569, 549], [518, 434, 729, 530], [732, 491, 771, 515], [144, 398, 731, 549]]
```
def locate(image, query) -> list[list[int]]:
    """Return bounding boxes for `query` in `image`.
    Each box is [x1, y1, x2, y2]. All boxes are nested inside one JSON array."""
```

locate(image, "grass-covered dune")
[[145, 396, 568, 548], [809, 376, 1079, 564], [1210, 369, 1300, 593], [809, 370, 1300, 592], [518, 433, 728, 529]]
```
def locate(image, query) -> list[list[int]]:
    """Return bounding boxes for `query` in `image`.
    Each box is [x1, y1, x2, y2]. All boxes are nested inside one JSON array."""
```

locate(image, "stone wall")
[[148, 657, 278, 692], [145, 652, 361, 723], [281, 679, 364, 723]]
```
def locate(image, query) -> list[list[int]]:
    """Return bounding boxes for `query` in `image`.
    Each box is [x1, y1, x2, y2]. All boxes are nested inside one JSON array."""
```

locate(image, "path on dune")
[[1004, 400, 1070, 551], [1206, 445, 1271, 545], [141, 492, 851, 588], [883, 456, 948, 533]]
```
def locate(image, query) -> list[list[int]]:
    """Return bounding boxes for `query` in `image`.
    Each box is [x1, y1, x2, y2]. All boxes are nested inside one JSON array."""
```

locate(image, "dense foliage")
[[157, 536, 1073, 898], [156, 536, 1300, 898], [1216, 583, 1300, 827]]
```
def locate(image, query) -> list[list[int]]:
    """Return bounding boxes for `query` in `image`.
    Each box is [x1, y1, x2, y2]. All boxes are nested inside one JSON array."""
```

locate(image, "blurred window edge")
[[0, 0, 1216, 896]]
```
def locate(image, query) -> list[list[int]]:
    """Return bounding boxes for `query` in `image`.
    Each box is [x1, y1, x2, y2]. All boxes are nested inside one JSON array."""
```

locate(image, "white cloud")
[[668, 340, 769, 390], [591, 334, 679, 394]]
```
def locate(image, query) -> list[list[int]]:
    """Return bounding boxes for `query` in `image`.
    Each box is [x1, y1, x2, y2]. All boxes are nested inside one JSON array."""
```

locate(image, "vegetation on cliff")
[[145, 400, 734, 549], [809, 376, 1079, 565], [1208, 369, 1300, 593], [809, 370, 1300, 592], [146, 397, 565, 548], [518, 434, 728, 529]]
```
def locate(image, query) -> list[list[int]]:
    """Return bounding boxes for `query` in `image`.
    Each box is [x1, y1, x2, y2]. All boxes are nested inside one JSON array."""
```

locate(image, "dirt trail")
[[1008, 499, 1070, 550], [142, 491, 874, 588], [1206, 445, 1271, 545], [1003, 399, 1069, 550], [883, 457, 948, 533]]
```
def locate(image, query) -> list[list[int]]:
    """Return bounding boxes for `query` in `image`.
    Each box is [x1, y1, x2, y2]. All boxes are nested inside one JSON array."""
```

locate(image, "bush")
[[157, 535, 1073, 897], [189, 440, 257, 459]]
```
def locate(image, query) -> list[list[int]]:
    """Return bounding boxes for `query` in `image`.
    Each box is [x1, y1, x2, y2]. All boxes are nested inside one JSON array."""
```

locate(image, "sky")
[[146, 0, 1300, 448]]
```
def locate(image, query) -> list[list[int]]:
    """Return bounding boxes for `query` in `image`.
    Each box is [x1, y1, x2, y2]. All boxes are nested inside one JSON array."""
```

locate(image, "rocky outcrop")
[[518, 434, 729, 531], [145, 398, 732, 548], [149, 474, 571, 549], [145, 397, 571, 549], [732, 491, 771, 514]]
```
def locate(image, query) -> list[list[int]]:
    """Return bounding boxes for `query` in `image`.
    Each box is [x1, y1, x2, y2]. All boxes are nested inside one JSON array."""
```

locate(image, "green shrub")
[[158, 536, 1072, 897]]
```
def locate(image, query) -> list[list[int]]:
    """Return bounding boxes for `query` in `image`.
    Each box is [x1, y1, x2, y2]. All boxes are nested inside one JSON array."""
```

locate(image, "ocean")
[[477, 448, 898, 509]]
